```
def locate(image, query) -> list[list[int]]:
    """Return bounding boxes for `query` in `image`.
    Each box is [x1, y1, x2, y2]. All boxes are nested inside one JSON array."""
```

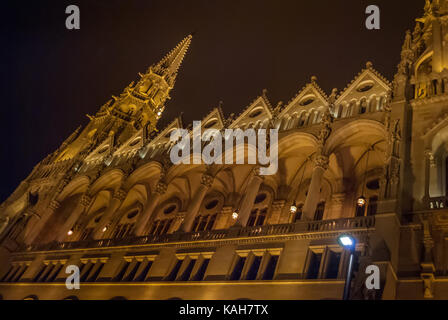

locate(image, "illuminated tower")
[[54, 35, 192, 163]]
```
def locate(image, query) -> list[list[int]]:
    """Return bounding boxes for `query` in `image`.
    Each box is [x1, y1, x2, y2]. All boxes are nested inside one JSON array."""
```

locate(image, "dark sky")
[[0, 0, 424, 202]]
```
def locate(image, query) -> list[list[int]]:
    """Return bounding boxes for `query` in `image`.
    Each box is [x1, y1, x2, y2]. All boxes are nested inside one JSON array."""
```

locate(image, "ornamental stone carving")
[[48, 200, 61, 211], [80, 194, 92, 207], [155, 181, 168, 195], [113, 188, 127, 201], [200, 173, 214, 188], [314, 155, 329, 170]]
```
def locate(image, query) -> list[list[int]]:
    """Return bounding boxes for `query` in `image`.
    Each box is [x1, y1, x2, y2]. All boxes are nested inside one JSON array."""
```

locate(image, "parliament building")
[[1, 1, 448, 300]]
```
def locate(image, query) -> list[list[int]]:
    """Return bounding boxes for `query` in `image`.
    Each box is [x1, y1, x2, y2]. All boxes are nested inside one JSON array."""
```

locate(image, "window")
[[293, 204, 303, 222], [192, 214, 217, 232], [230, 250, 281, 281], [314, 202, 325, 221], [230, 256, 246, 280], [80, 263, 95, 282], [122, 262, 141, 282], [33, 264, 47, 282], [48, 264, 63, 282], [355, 204, 366, 217], [247, 208, 267, 227], [367, 196, 378, 216], [192, 259, 210, 281], [179, 259, 197, 281], [359, 100, 367, 114], [134, 260, 153, 281], [307, 251, 322, 279], [80, 228, 94, 241], [86, 262, 105, 282], [262, 255, 279, 280], [149, 219, 174, 236], [325, 251, 341, 279], [1, 264, 28, 282], [113, 261, 130, 282], [165, 259, 183, 281], [245, 256, 262, 280], [112, 223, 134, 239], [305, 247, 351, 280]]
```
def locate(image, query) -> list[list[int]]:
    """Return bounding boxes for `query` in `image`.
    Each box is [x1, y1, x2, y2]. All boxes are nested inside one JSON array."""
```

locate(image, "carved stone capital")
[[48, 200, 61, 211], [201, 173, 214, 188], [314, 155, 329, 170], [331, 193, 346, 204], [113, 188, 127, 201], [271, 200, 286, 211], [155, 181, 168, 195], [80, 194, 92, 207], [425, 150, 436, 168]]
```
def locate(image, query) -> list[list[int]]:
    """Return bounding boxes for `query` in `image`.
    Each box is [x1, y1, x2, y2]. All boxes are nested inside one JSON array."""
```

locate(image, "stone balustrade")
[[20, 215, 376, 253]]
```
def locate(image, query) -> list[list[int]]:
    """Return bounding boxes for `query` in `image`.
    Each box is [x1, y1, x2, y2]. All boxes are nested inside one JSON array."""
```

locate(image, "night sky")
[[0, 0, 424, 202]]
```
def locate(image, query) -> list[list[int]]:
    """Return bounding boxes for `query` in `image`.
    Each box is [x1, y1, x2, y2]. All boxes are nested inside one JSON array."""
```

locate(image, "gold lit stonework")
[[2, 2, 448, 300]]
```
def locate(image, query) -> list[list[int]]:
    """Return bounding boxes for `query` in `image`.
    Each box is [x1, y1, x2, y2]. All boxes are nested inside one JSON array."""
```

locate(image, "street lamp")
[[356, 196, 366, 207], [337, 233, 356, 300], [290, 201, 298, 214]]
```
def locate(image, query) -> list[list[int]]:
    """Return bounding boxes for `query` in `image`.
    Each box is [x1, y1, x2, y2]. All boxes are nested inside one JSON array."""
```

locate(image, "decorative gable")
[[229, 93, 273, 130], [280, 76, 329, 118], [200, 106, 226, 131]]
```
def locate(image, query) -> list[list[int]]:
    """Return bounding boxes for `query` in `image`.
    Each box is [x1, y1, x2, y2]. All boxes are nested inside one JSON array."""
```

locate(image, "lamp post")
[[337, 233, 356, 300]]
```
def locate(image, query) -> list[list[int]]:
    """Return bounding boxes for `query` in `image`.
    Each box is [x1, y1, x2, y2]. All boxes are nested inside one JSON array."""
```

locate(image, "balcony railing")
[[21, 216, 375, 253]]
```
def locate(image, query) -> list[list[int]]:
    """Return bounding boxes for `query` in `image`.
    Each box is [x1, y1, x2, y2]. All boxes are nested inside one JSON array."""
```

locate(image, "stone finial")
[[311, 76, 318, 82], [366, 61, 373, 69]]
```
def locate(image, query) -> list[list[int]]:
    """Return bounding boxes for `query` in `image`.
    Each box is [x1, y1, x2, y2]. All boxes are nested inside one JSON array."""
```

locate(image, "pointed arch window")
[[367, 196, 378, 216], [191, 214, 217, 232], [359, 100, 367, 114], [293, 204, 303, 222], [247, 208, 268, 227], [314, 202, 325, 221], [149, 218, 174, 236]]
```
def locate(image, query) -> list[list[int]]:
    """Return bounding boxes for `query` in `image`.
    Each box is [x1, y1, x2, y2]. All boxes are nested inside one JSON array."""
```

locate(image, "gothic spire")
[[151, 34, 193, 87]]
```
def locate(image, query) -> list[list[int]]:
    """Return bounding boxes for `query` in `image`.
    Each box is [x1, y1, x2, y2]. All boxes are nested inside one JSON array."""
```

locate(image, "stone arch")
[[324, 120, 387, 156], [56, 175, 90, 202], [89, 169, 125, 196]]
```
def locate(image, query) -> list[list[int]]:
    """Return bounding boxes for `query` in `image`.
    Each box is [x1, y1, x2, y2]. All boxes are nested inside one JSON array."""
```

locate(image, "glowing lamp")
[[337, 234, 356, 250], [67, 230, 74, 236], [232, 211, 239, 220], [356, 196, 366, 207], [290, 202, 298, 214]]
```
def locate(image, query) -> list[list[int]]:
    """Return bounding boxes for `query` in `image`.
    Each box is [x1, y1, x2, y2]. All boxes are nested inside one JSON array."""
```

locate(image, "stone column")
[[424, 150, 432, 203], [236, 171, 264, 227], [56, 194, 92, 242], [269, 200, 285, 224], [180, 173, 214, 232], [169, 213, 186, 233], [329, 193, 346, 219], [92, 188, 127, 239], [133, 181, 167, 236], [427, 151, 442, 197], [24, 200, 61, 245], [214, 206, 234, 229], [302, 155, 329, 220]]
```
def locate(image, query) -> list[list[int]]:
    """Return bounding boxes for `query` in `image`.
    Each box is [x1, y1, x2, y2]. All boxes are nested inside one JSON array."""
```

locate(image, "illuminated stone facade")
[[1, 1, 448, 300]]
